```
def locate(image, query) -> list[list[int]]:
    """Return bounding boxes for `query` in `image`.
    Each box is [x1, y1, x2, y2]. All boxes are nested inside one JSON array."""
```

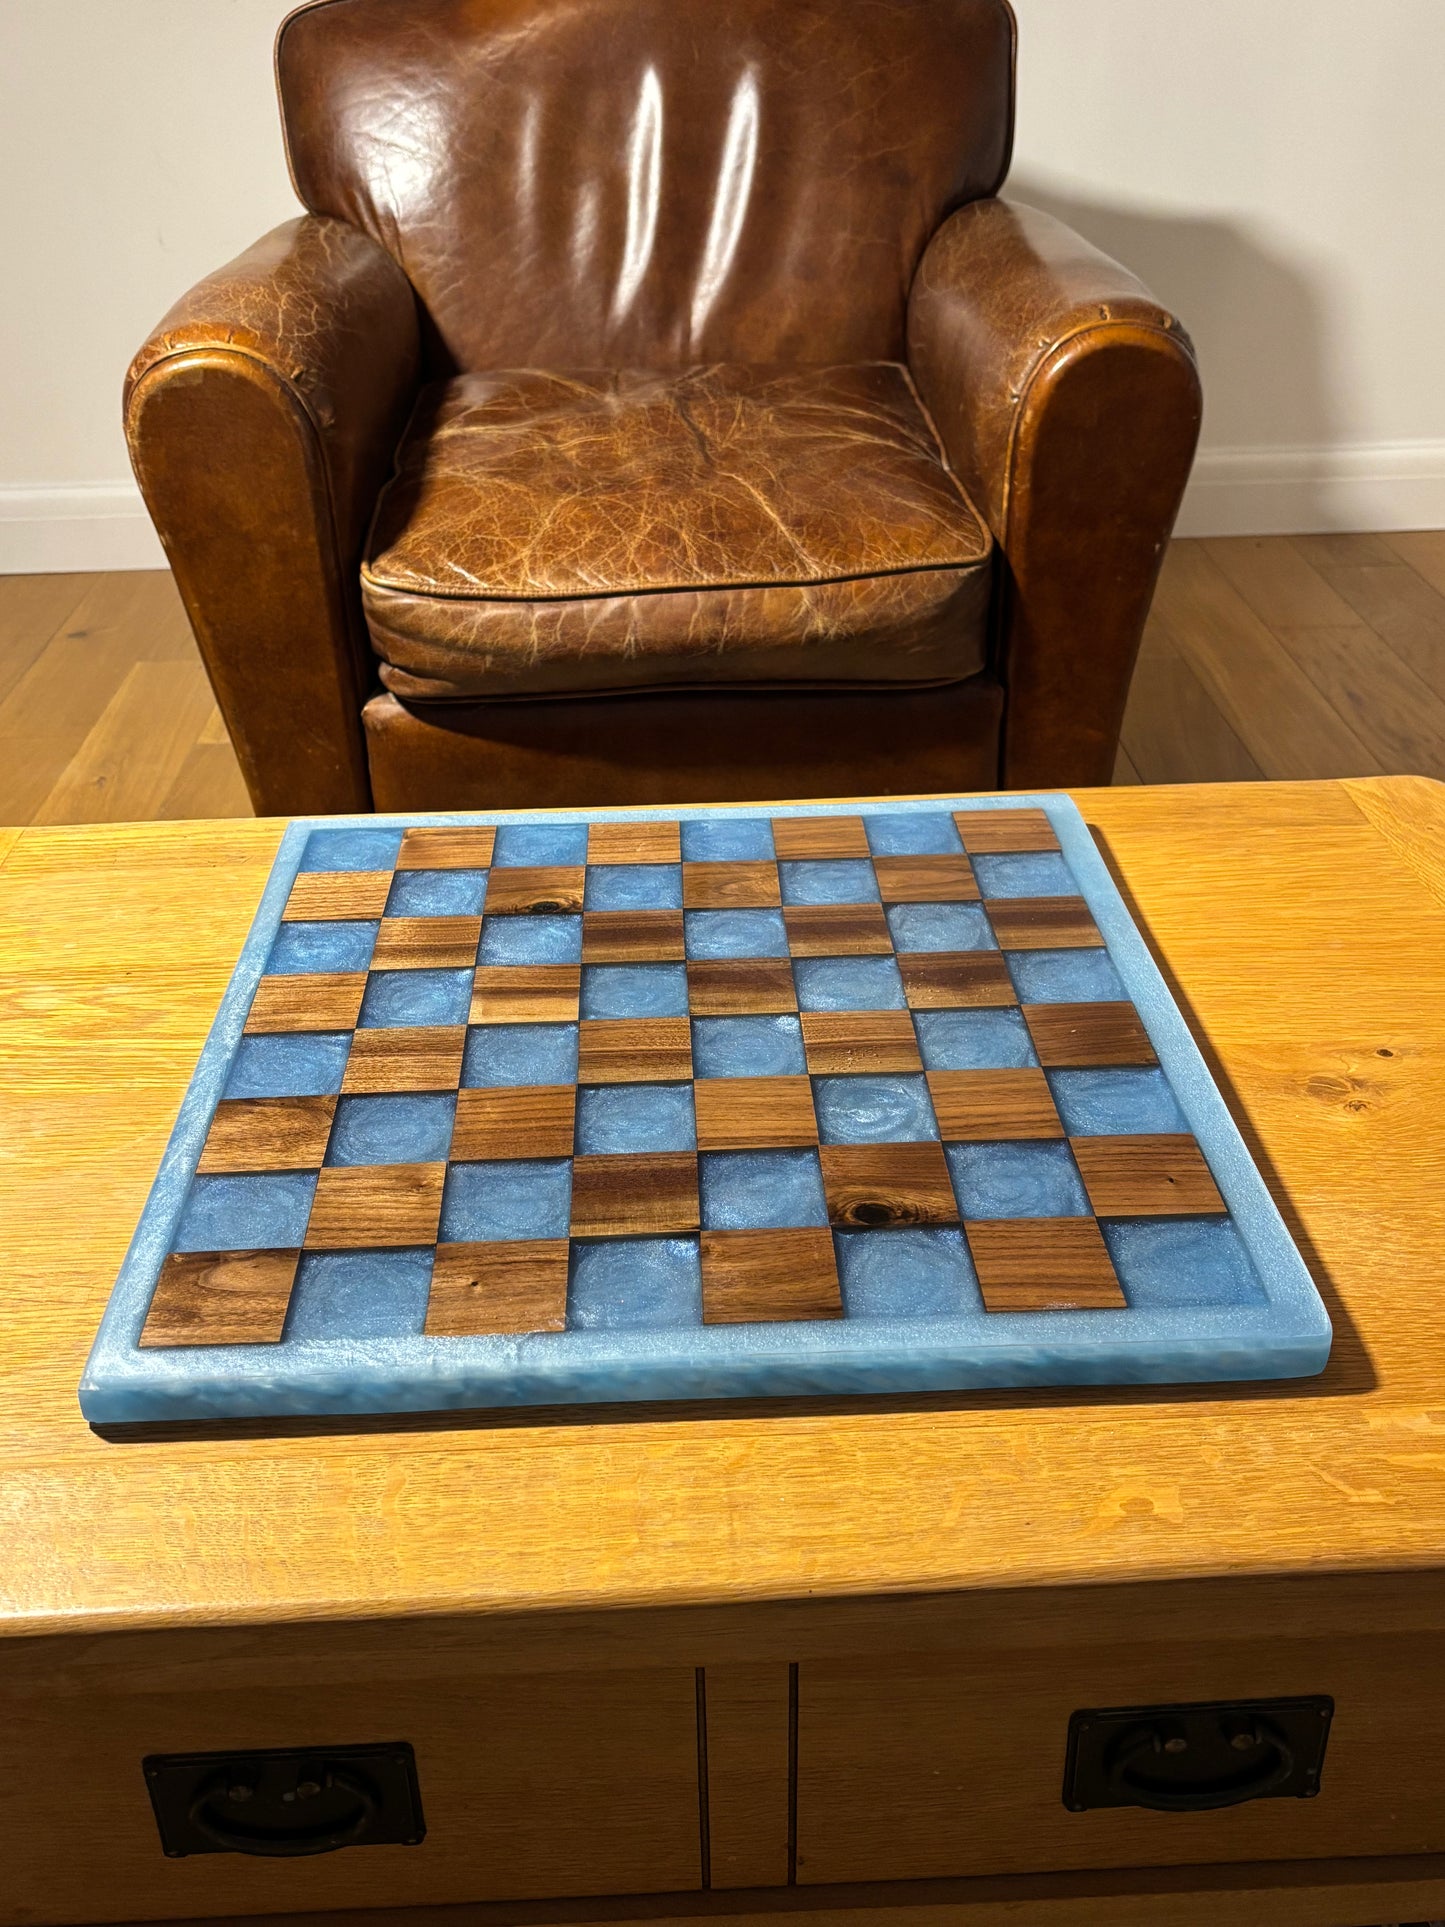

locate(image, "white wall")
[[1, 0, 1442, 570]]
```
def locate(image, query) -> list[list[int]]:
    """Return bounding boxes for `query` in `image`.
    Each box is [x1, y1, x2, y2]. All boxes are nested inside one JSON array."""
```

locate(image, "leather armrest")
[[125, 217, 421, 813], [908, 199, 1202, 788]]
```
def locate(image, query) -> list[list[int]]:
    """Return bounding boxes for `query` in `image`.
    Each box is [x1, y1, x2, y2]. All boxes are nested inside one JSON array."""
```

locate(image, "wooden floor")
[[1, 530, 1443, 824]]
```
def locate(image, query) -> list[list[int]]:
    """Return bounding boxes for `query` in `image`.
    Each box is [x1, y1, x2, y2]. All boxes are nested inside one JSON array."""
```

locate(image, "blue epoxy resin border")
[[80, 797, 1332, 1425]]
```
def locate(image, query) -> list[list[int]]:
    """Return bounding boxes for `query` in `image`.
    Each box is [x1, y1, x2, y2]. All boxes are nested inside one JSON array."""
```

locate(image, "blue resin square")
[[267, 920, 378, 976], [224, 1033, 352, 1099], [567, 1237, 702, 1329], [584, 865, 684, 910], [285, 1248, 433, 1340], [576, 1083, 696, 1154], [836, 1227, 980, 1318], [692, 1015, 806, 1079], [701, 1150, 828, 1229], [174, 1172, 317, 1253], [887, 903, 996, 954], [794, 955, 906, 1012], [946, 1141, 1090, 1219], [300, 827, 402, 873], [1049, 1067, 1189, 1136], [492, 822, 588, 868], [914, 1008, 1038, 1072], [863, 812, 965, 856], [480, 915, 583, 965], [973, 852, 1078, 898], [684, 910, 790, 960], [814, 1074, 939, 1144], [1007, 948, 1127, 1004], [327, 1093, 456, 1167], [779, 860, 880, 906], [1103, 1217, 1267, 1309], [360, 968, 473, 1028], [581, 963, 689, 1018], [681, 817, 775, 861], [441, 1160, 573, 1242], [463, 1023, 579, 1088], [386, 869, 489, 917]]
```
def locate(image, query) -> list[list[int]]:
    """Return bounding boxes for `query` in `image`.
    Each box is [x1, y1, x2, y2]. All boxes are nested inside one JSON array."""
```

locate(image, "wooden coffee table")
[[3, 777, 1445, 1927]]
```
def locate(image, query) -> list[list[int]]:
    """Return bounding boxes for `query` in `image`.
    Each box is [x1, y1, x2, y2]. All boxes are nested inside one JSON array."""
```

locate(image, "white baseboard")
[[1, 444, 1443, 574]]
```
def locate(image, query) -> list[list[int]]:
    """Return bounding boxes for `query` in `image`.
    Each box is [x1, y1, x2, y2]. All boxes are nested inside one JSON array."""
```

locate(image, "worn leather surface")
[[125, 217, 421, 811], [363, 363, 992, 699], [277, 0, 1015, 372], [909, 199, 1203, 787], [364, 679, 1004, 810]]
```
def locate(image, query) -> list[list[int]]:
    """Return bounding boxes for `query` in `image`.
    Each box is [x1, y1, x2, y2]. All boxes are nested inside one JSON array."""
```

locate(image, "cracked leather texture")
[[362, 363, 993, 700], [278, 0, 1015, 372]]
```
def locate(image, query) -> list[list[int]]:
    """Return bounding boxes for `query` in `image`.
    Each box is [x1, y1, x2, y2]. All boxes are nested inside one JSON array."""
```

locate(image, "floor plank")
[[32, 660, 218, 825], [1302, 555, 1445, 707], [0, 573, 92, 709], [1271, 626, 1445, 780], [1384, 530, 1445, 598], [1121, 620, 1264, 786], [1203, 536, 1362, 630]]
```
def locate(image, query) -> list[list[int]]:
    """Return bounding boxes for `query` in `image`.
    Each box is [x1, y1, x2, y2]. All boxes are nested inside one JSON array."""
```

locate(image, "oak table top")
[[3, 779, 1445, 1654]]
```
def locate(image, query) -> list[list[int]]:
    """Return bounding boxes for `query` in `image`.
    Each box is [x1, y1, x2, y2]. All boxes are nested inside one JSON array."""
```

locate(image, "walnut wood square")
[[926, 1069, 1063, 1141], [139, 1249, 299, 1348], [426, 1241, 570, 1336], [1023, 1002, 1158, 1069], [966, 1218, 1126, 1311], [682, 862, 782, 909], [452, 1086, 576, 1161], [701, 1229, 842, 1325], [694, 1076, 818, 1150], [784, 904, 894, 957], [587, 821, 682, 865], [801, 1011, 922, 1075], [686, 960, 798, 1015], [245, 972, 366, 1034], [872, 855, 980, 904], [470, 966, 581, 1024], [570, 1154, 700, 1236], [371, 916, 483, 971], [396, 826, 497, 870], [581, 910, 685, 963], [1071, 1134, 1228, 1217], [305, 1162, 446, 1248], [899, 952, 1017, 1009], [482, 866, 586, 915], [578, 1018, 693, 1084], [197, 1096, 337, 1174], [953, 808, 1062, 855], [770, 815, 870, 859], [820, 1143, 959, 1229], [282, 872, 393, 922], [340, 1027, 466, 1093], [987, 898, 1103, 950]]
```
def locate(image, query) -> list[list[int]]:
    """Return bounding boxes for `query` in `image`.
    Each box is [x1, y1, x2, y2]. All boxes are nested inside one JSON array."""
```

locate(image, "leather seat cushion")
[[362, 363, 993, 701]]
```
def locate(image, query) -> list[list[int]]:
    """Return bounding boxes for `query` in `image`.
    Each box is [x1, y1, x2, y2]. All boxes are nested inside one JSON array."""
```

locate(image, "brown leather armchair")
[[126, 0, 1201, 817]]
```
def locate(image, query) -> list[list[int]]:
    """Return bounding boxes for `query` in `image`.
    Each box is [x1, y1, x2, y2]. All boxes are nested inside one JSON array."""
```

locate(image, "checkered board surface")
[[82, 801, 1330, 1424]]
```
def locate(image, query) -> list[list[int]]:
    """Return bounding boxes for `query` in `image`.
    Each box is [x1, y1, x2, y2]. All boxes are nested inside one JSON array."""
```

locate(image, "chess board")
[[81, 798, 1330, 1425]]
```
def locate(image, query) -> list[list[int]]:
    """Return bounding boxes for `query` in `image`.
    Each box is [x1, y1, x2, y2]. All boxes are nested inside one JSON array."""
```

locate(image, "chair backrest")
[[278, 0, 1015, 373]]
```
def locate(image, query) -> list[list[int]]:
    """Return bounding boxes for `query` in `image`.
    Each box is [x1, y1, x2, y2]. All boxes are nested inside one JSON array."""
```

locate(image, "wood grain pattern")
[[801, 1011, 923, 1075], [582, 910, 686, 963], [196, 1095, 336, 1174], [451, 1086, 576, 1161], [1022, 1002, 1158, 1069], [966, 1218, 1125, 1311], [282, 871, 392, 921], [587, 821, 681, 865], [426, 1241, 570, 1335], [471, 965, 581, 1024], [783, 904, 893, 957], [683, 862, 781, 909], [578, 1019, 693, 1085], [899, 952, 1017, 1009], [371, 915, 483, 970], [694, 1076, 819, 1151], [483, 867, 586, 915], [771, 815, 870, 859], [138, 1249, 299, 1347], [985, 899, 1103, 950], [926, 1070, 1063, 1141], [339, 1026, 466, 1093], [701, 1664, 794, 1889], [953, 808, 1060, 854], [396, 825, 496, 870], [304, 1162, 446, 1248], [872, 855, 980, 903], [686, 959, 798, 1015], [1071, 1133, 1227, 1217], [244, 972, 365, 1034], [701, 1229, 842, 1324], [569, 1154, 700, 1237], [819, 1142, 959, 1229]]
